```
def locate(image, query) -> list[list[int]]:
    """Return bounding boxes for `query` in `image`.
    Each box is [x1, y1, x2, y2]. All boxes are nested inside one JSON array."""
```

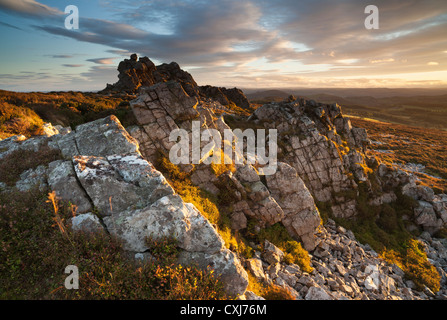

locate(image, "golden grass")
[[351, 117, 447, 193]]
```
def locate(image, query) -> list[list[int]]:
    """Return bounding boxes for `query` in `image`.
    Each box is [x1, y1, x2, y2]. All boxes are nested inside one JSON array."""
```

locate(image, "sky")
[[0, 0, 446, 92]]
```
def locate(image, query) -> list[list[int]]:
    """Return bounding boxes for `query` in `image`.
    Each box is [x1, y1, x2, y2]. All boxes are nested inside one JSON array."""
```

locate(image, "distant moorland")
[[246, 88, 447, 130]]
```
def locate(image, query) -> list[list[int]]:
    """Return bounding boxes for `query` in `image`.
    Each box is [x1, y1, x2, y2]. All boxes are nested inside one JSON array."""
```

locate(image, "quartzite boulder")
[[266, 162, 322, 251], [0, 115, 249, 297]]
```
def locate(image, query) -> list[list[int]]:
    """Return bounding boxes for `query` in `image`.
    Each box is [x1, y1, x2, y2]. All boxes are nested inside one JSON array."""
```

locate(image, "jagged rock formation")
[[266, 162, 321, 251], [101, 54, 250, 111], [126, 79, 323, 251], [252, 98, 366, 218], [0, 116, 248, 297]]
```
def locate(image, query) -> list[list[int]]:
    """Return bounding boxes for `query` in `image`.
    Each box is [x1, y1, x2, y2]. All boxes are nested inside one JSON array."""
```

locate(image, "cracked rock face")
[[103, 193, 225, 254], [0, 115, 249, 297], [266, 162, 321, 251]]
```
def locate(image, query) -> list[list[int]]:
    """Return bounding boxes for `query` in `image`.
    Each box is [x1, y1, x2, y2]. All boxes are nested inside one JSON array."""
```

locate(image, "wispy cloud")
[[0, 21, 23, 30], [86, 57, 118, 65], [50, 55, 74, 59], [0, 0, 62, 18]]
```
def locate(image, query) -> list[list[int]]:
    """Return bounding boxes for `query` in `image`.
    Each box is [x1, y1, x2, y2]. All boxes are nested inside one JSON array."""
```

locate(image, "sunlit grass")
[[0, 189, 229, 300]]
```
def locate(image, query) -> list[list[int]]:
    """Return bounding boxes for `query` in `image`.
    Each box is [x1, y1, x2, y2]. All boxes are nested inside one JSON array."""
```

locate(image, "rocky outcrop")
[[377, 163, 447, 235], [252, 98, 364, 218], [3, 57, 447, 300], [127, 83, 324, 251], [101, 54, 250, 111], [266, 162, 321, 251], [198, 85, 250, 110], [0, 115, 249, 297]]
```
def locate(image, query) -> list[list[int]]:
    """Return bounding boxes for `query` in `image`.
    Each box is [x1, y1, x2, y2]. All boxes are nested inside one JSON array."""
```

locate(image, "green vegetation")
[[249, 222, 313, 274], [0, 143, 63, 186], [0, 90, 137, 139], [351, 117, 447, 193], [316, 181, 441, 293], [381, 240, 441, 293], [335, 184, 416, 252], [0, 188, 229, 300]]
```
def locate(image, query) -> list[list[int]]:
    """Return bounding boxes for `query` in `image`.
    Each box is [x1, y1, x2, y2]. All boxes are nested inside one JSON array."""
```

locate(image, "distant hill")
[[246, 90, 291, 100], [243, 87, 447, 98], [246, 88, 447, 130]]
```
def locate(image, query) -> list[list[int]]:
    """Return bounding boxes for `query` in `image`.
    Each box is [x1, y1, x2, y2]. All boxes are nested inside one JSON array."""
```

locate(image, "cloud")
[[0, 0, 62, 18], [51, 55, 74, 59], [62, 64, 84, 68], [1, 0, 447, 90], [33, 0, 447, 75], [0, 21, 23, 30], [86, 58, 118, 65], [105, 49, 134, 56]]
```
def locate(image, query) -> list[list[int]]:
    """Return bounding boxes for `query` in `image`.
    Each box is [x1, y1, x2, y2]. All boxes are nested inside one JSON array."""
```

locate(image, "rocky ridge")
[[1, 55, 447, 299], [101, 54, 250, 111]]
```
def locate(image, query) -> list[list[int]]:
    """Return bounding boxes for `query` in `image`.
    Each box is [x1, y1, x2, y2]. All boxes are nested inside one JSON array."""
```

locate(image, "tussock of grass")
[[0, 143, 63, 186], [246, 270, 296, 300], [381, 240, 441, 293], [0, 101, 44, 138], [253, 223, 313, 274]]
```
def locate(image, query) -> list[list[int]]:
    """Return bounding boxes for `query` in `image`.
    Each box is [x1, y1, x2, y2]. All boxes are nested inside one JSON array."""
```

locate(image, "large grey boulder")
[[72, 153, 175, 217], [266, 162, 321, 251], [305, 286, 333, 300], [103, 194, 225, 254], [178, 249, 249, 297], [47, 160, 93, 214], [1, 113, 249, 298]]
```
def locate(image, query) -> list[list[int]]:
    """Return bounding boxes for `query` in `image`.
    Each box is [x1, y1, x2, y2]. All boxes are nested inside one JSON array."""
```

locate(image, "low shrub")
[[0, 144, 63, 186], [246, 270, 295, 300], [381, 240, 441, 293], [0, 189, 229, 300], [0, 101, 44, 138], [256, 223, 313, 273]]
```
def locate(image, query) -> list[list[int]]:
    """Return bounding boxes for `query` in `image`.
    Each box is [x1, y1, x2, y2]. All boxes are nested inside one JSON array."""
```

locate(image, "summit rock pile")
[[101, 54, 250, 112]]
